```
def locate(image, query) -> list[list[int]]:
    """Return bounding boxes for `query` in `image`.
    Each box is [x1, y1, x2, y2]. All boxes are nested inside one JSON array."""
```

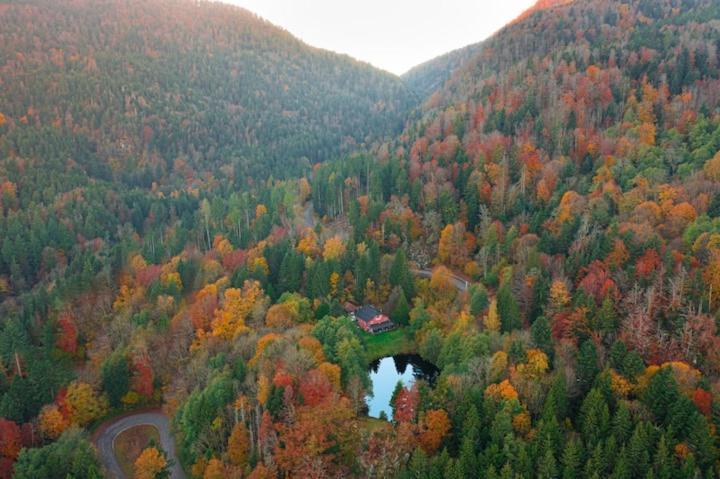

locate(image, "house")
[[353, 305, 395, 334]]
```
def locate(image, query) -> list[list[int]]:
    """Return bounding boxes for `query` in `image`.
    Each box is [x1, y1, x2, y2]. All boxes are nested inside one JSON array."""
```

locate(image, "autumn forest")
[[1, 0, 720, 478]]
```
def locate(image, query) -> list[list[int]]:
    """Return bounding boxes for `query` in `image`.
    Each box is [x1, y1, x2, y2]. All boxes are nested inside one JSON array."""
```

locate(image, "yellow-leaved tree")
[[323, 235, 346, 261], [484, 298, 500, 332], [211, 281, 263, 340], [65, 381, 108, 426], [134, 447, 167, 479]]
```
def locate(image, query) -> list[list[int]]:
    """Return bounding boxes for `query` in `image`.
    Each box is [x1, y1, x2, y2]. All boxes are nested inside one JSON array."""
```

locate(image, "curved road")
[[94, 410, 185, 479]]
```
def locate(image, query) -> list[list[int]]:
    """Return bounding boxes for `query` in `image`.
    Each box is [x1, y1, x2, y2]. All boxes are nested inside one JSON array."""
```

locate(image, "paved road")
[[94, 410, 185, 479], [412, 269, 470, 292]]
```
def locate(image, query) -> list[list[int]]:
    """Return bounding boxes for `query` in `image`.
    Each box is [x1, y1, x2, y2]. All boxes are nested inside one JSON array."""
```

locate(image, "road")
[[412, 269, 470, 292], [94, 410, 185, 479]]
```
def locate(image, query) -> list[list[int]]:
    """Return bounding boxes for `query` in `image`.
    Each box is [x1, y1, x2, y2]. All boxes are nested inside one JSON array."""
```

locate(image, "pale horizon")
[[225, 0, 537, 75]]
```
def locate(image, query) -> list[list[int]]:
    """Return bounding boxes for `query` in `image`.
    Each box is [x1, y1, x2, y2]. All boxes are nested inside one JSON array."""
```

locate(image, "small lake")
[[366, 354, 439, 420]]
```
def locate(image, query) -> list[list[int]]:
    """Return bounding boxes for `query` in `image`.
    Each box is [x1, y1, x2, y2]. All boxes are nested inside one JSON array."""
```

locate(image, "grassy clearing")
[[114, 424, 161, 477], [361, 327, 415, 362]]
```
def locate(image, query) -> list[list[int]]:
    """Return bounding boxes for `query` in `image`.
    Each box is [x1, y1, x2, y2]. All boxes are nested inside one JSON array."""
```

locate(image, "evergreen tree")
[[101, 350, 130, 408], [391, 289, 411, 326], [577, 340, 599, 394], [608, 341, 627, 370], [643, 367, 679, 424], [652, 434, 673, 479], [687, 413, 716, 470], [597, 295, 618, 335], [497, 277, 521, 332], [538, 448, 558, 479], [469, 285, 489, 316], [627, 423, 651, 477], [13, 428, 102, 479], [531, 315, 553, 359], [611, 447, 630, 479], [580, 388, 610, 448], [457, 436, 478, 478], [389, 249, 415, 298], [612, 403, 632, 445], [561, 438, 582, 479]]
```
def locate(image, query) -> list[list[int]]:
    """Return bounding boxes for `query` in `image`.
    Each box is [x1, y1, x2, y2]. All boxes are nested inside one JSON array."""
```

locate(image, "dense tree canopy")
[[1, 0, 720, 478]]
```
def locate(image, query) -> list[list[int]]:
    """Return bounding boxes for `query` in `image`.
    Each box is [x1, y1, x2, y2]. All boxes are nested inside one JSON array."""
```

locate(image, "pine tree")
[[580, 388, 610, 448], [101, 351, 130, 407], [577, 340, 599, 394], [687, 413, 716, 470], [538, 448, 558, 479], [408, 447, 429, 478], [652, 434, 673, 479], [597, 295, 618, 335], [561, 438, 582, 479], [544, 375, 569, 421], [620, 351, 644, 379], [457, 436, 478, 478], [389, 249, 414, 298], [611, 403, 632, 445], [608, 341, 627, 370], [531, 315, 553, 358], [469, 285, 489, 316], [391, 289, 410, 326], [611, 447, 630, 479], [584, 443, 607, 479], [627, 423, 651, 477], [643, 367, 679, 424], [497, 277, 521, 332]]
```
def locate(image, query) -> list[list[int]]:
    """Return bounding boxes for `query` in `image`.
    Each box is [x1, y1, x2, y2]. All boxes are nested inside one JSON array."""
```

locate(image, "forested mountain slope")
[[306, 0, 720, 476], [0, 0, 414, 309], [402, 42, 483, 100], [0, 0, 414, 185], [3, 0, 720, 478]]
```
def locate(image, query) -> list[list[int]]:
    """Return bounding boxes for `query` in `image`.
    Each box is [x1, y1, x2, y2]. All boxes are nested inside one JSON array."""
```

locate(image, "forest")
[[2, 0, 720, 478]]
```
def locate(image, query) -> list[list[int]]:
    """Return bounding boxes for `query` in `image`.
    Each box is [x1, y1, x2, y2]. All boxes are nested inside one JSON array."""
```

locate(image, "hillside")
[[401, 42, 483, 100], [306, 0, 720, 476], [3, 0, 720, 478], [0, 0, 414, 186], [0, 0, 415, 306]]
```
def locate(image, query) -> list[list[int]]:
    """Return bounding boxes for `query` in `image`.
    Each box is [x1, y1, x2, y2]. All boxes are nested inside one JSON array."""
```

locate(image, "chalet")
[[352, 305, 394, 334]]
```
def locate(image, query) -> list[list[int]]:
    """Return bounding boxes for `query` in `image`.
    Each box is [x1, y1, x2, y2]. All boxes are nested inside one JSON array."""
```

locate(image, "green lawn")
[[360, 327, 416, 362], [114, 424, 161, 477]]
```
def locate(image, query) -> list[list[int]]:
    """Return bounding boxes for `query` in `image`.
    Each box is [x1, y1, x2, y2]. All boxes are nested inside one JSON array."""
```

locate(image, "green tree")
[[561, 438, 582, 479], [497, 275, 521, 332], [538, 448, 558, 479], [13, 428, 102, 479], [469, 285, 489, 316], [391, 289, 410, 326], [531, 315, 553, 358], [101, 351, 130, 408], [389, 249, 415, 298], [577, 340, 599, 394], [580, 388, 610, 448]]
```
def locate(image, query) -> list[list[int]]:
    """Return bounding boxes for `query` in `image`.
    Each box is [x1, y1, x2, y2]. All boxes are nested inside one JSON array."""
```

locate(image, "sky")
[[226, 0, 537, 75]]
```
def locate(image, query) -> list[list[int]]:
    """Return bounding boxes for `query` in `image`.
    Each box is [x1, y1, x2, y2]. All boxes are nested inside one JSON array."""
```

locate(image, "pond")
[[366, 354, 439, 420]]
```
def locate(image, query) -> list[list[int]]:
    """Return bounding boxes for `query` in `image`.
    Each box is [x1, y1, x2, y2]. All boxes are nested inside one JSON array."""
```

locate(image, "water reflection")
[[366, 354, 438, 420]]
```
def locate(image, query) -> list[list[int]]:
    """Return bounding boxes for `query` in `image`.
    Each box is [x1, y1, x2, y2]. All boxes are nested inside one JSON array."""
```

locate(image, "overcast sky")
[[226, 0, 536, 75]]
